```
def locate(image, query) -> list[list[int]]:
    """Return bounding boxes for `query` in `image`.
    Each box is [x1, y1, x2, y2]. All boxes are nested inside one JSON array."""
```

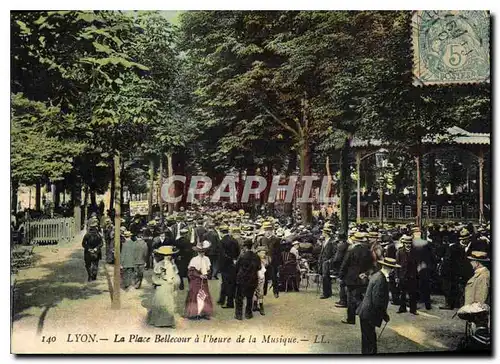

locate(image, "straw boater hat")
[[459, 229, 471, 241], [323, 226, 333, 234], [193, 240, 212, 252], [368, 231, 381, 241], [292, 240, 300, 246], [351, 232, 367, 243], [230, 226, 241, 234], [378, 257, 401, 268], [401, 235, 413, 243], [262, 221, 273, 230], [256, 245, 268, 253], [468, 251, 490, 262], [123, 230, 132, 237], [154, 245, 179, 256]]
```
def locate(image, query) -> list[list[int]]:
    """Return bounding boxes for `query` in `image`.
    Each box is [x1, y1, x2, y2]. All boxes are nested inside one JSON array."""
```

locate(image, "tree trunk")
[[71, 174, 82, 231], [266, 162, 274, 214], [237, 168, 244, 208], [159, 154, 164, 222], [148, 158, 155, 221], [120, 159, 125, 209], [12, 179, 19, 213], [246, 164, 257, 210], [325, 155, 333, 215], [112, 153, 122, 309], [166, 152, 174, 214], [173, 152, 186, 211], [53, 182, 60, 210], [109, 160, 115, 211], [415, 152, 422, 230], [90, 189, 97, 209], [35, 181, 41, 212], [299, 143, 313, 224], [427, 153, 437, 198], [284, 152, 297, 217], [340, 136, 351, 236], [83, 184, 89, 223]]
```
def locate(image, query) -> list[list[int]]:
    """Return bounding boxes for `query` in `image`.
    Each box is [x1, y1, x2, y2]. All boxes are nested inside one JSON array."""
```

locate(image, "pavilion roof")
[[351, 126, 490, 148]]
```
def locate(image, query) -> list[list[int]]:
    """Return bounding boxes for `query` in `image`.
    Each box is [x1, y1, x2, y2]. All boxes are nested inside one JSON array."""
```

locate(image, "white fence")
[[24, 217, 76, 245]]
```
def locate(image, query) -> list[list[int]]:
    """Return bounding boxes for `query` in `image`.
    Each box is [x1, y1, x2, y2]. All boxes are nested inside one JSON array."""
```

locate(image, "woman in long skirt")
[[147, 246, 181, 327], [184, 240, 214, 320]]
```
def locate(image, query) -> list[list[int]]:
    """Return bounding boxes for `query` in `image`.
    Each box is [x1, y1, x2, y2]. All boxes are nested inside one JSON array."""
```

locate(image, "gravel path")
[[12, 235, 465, 354]]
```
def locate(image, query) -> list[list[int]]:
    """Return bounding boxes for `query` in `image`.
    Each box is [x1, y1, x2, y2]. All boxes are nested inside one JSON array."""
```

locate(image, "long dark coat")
[[396, 247, 418, 289], [339, 243, 372, 287], [82, 232, 103, 262], [219, 235, 240, 272], [441, 243, 473, 282], [333, 239, 348, 272], [236, 250, 261, 296], [357, 271, 389, 327], [173, 237, 194, 278], [204, 230, 221, 257]]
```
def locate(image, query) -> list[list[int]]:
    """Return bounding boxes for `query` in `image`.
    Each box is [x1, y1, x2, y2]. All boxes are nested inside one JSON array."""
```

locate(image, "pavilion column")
[[356, 151, 361, 223], [478, 148, 484, 224], [415, 154, 422, 229]]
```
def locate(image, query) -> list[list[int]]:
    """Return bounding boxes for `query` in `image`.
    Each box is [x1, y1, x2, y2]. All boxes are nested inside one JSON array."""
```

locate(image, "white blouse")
[[188, 255, 211, 275]]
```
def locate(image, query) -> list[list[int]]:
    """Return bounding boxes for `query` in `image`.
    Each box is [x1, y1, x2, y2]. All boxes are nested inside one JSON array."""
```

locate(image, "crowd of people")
[[81, 206, 491, 353]]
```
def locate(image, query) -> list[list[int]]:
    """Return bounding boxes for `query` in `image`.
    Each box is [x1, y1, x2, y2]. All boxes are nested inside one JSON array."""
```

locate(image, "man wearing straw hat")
[[440, 231, 474, 310], [357, 257, 400, 354], [464, 251, 490, 306], [395, 235, 419, 315], [260, 220, 281, 299], [82, 219, 103, 282], [318, 225, 335, 299], [218, 225, 240, 308], [339, 232, 372, 325]]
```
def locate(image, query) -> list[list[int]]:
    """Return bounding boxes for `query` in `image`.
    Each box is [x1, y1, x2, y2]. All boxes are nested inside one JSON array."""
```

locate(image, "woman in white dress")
[[147, 246, 181, 327]]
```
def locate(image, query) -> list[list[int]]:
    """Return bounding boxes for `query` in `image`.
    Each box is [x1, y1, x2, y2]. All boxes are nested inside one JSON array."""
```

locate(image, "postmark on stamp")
[[412, 10, 490, 86]]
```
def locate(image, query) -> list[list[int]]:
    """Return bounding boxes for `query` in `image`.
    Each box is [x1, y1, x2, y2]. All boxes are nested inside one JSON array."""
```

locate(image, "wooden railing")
[[23, 217, 76, 245]]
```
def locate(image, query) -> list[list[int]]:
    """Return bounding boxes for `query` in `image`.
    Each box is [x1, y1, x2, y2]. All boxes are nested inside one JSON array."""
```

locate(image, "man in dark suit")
[[205, 221, 221, 279], [396, 235, 419, 314], [381, 235, 399, 305], [218, 225, 241, 308], [339, 232, 373, 324], [333, 232, 349, 307], [440, 231, 474, 309], [319, 226, 336, 299], [357, 257, 400, 354]]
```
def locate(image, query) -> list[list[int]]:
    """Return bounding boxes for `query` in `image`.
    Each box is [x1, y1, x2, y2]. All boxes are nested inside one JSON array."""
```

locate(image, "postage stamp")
[[412, 10, 490, 86]]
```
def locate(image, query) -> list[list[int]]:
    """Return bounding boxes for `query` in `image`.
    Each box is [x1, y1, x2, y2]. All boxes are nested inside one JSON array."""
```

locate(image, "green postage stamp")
[[412, 10, 490, 86]]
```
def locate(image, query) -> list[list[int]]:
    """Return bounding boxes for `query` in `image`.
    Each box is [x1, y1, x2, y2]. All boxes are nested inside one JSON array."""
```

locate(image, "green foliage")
[[11, 93, 85, 183]]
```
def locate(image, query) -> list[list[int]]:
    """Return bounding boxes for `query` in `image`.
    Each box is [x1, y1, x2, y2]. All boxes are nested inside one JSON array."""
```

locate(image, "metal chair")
[[447, 206, 455, 219], [386, 204, 394, 219], [404, 206, 412, 219], [441, 206, 448, 218], [394, 204, 402, 219], [423, 205, 429, 219], [430, 205, 437, 219], [368, 205, 377, 219], [455, 205, 463, 219], [467, 205, 474, 219]]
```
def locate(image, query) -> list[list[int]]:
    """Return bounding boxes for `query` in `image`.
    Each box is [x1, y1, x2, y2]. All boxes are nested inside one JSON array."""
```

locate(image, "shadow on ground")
[[12, 249, 106, 325]]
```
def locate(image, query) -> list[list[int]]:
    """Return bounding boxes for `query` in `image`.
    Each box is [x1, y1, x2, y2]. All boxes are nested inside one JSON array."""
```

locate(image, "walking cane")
[[378, 321, 388, 340]]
